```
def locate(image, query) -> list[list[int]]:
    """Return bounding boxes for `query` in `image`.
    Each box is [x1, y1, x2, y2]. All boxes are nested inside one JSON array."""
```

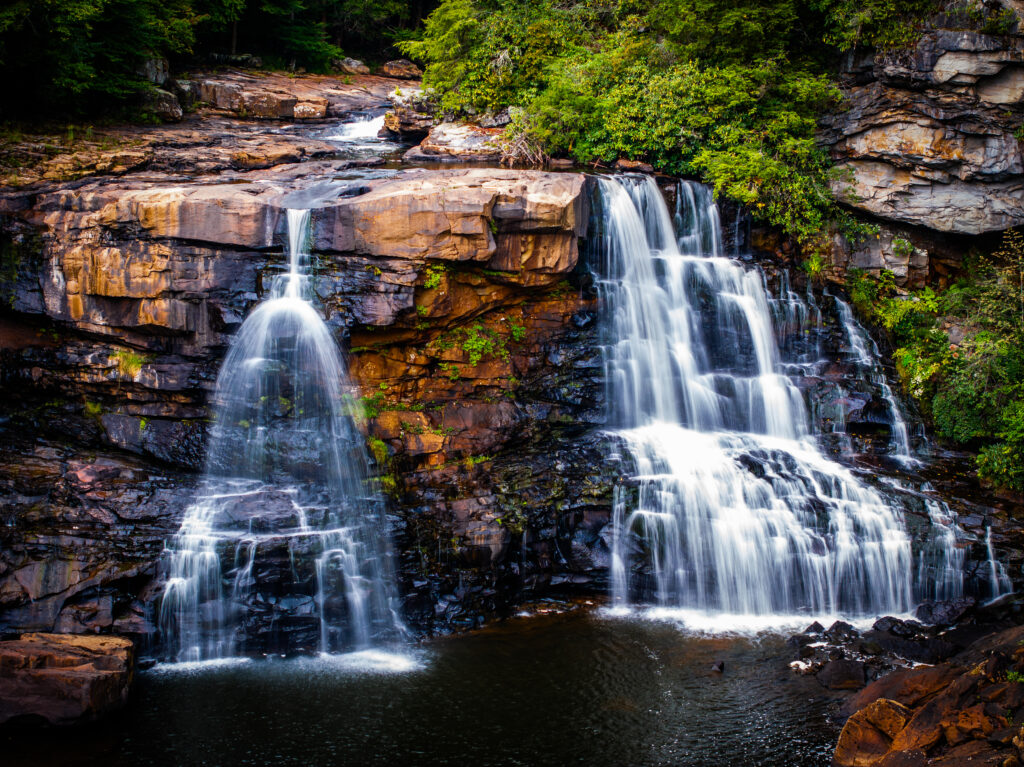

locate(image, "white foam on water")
[[309, 649, 426, 674], [599, 605, 902, 637]]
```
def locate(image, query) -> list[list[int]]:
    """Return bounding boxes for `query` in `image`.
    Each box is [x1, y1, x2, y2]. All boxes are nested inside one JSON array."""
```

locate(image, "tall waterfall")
[[159, 209, 403, 662], [600, 176, 928, 618]]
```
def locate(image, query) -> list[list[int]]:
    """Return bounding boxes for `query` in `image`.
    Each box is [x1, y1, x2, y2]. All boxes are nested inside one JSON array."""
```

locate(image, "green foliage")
[[0, 0, 429, 117], [112, 349, 147, 379], [458, 323, 501, 366], [405, 0, 935, 243], [808, 0, 939, 51], [849, 231, 1024, 492], [0, 0, 199, 115], [83, 400, 103, 420], [368, 436, 390, 464], [1006, 670, 1024, 684], [423, 263, 447, 290]]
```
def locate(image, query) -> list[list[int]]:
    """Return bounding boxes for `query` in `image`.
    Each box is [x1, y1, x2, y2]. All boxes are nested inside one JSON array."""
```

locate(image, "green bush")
[[849, 231, 1024, 492], [403, 0, 938, 243]]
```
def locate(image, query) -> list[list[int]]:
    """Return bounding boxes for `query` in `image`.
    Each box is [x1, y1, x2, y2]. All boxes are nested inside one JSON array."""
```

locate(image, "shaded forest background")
[[0, 0, 435, 117]]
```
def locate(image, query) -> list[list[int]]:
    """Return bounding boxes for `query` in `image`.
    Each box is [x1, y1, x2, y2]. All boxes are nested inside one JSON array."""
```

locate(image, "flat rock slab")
[[0, 633, 135, 725], [187, 69, 417, 120]]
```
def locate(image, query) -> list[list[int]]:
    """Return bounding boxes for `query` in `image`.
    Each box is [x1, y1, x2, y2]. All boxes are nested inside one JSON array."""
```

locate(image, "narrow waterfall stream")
[[159, 208, 403, 662], [598, 176, 977, 620]]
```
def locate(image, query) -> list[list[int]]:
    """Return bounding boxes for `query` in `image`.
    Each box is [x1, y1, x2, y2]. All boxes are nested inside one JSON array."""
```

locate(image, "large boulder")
[[0, 633, 135, 726], [335, 57, 370, 75], [404, 122, 505, 164], [381, 59, 422, 79]]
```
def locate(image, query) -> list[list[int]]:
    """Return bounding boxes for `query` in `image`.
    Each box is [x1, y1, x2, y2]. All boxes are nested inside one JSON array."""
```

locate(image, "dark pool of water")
[[4, 610, 842, 766]]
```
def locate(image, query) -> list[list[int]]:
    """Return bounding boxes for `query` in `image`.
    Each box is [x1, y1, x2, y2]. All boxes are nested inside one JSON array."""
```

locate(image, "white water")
[[600, 176, 958, 619], [834, 296, 918, 463], [159, 208, 403, 662], [324, 114, 387, 142]]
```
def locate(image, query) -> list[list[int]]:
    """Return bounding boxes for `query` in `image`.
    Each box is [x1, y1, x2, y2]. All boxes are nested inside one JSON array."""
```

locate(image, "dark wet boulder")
[[916, 598, 976, 627], [819, 659, 867, 690]]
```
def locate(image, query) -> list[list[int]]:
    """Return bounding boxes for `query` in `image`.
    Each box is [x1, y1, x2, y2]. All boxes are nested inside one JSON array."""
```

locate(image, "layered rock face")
[[823, 26, 1024, 236], [821, 12, 1024, 286], [0, 633, 135, 725], [0, 164, 613, 644]]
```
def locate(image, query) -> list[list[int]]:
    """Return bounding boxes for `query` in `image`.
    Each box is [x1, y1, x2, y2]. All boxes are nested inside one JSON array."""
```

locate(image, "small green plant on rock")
[[423, 264, 447, 290], [801, 252, 828, 282], [112, 349, 147, 380]]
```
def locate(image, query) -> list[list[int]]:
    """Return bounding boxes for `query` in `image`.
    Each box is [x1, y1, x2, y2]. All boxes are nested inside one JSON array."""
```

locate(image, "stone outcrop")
[[0, 633, 135, 725], [404, 122, 504, 163], [833, 624, 1024, 766], [822, 21, 1024, 237], [0, 163, 609, 645], [187, 68, 415, 120], [384, 89, 435, 140]]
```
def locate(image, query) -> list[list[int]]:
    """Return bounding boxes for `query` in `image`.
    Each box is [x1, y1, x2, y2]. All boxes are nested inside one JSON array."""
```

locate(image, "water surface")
[[5, 610, 842, 766]]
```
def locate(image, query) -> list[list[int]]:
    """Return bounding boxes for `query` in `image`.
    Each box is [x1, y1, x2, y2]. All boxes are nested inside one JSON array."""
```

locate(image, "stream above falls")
[[3, 608, 842, 767]]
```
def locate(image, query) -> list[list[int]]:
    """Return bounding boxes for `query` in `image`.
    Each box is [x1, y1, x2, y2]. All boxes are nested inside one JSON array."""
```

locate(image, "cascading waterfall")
[[159, 208, 403, 662], [600, 175, 960, 619], [834, 296, 917, 463]]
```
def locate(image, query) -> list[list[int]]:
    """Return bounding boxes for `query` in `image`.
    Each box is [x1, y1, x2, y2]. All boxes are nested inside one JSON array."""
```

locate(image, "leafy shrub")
[[848, 231, 1024, 492], [405, 0, 939, 243]]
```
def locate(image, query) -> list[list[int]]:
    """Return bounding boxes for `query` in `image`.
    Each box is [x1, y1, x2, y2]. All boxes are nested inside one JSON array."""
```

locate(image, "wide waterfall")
[[598, 175, 970, 619], [159, 208, 403, 662]]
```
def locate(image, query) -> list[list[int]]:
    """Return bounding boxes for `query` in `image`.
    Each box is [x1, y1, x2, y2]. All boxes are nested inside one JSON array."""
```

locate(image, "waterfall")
[[600, 176, 922, 618], [325, 114, 387, 142], [833, 296, 917, 463], [159, 208, 403, 662]]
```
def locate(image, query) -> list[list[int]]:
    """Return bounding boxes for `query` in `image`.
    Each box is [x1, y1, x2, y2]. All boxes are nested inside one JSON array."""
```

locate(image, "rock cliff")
[[821, 9, 1024, 286], [0, 162, 613, 644]]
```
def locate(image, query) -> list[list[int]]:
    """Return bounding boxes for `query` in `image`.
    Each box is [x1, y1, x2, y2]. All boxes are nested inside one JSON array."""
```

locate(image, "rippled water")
[[6, 610, 842, 767]]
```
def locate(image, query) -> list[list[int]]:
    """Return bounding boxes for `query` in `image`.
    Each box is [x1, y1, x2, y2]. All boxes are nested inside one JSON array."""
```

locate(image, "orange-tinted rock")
[[404, 123, 504, 164], [842, 664, 961, 717], [835, 698, 913, 767], [0, 633, 134, 725]]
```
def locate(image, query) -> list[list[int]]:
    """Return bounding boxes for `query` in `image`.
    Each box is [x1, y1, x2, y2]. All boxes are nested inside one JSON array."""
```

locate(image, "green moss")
[[367, 437, 390, 465]]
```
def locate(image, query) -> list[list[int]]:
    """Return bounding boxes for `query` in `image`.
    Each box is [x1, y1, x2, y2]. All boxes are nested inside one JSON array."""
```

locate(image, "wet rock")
[[917, 597, 977, 627], [0, 633, 134, 726], [841, 665, 961, 718], [381, 59, 422, 79], [819, 658, 867, 690], [383, 87, 434, 139], [834, 625, 1024, 766], [835, 698, 913, 766]]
